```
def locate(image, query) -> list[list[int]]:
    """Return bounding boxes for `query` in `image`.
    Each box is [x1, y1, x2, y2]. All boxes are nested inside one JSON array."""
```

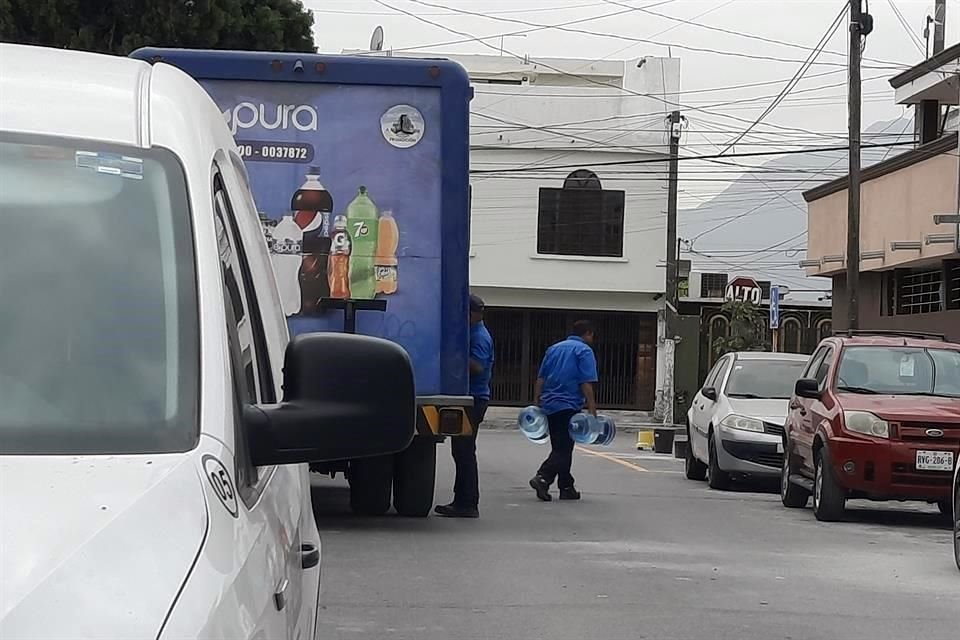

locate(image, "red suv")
[[781, 331, 960, 522]]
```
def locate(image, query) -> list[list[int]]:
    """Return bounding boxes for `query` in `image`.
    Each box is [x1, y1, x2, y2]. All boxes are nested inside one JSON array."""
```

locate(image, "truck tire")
[[393, 436, 437, 517], [812, 446, 845, 522], [348, 455, 394, 516]]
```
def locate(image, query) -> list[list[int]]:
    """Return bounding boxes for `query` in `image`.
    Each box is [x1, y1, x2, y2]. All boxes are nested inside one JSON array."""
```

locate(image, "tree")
[[0, 0, 315, 56], [713, 299, 767, 356]]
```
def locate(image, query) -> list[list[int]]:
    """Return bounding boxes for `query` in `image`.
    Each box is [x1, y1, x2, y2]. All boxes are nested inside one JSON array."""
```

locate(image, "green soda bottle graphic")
[[345, 186, 379, 299]]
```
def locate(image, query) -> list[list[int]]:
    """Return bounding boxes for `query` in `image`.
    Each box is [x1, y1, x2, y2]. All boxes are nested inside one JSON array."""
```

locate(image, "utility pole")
[[847, 1, 868, 330], [661, 110, 682, 429], [934, 0, 946, 54]]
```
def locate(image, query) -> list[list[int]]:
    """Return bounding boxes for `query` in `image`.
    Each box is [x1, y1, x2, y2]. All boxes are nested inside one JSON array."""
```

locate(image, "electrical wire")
[[886, 0, 927, 54]]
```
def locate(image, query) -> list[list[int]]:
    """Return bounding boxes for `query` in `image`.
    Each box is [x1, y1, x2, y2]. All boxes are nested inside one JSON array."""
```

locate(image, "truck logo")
[[925, 428, 945, 438], [223, 102, 318, 134]]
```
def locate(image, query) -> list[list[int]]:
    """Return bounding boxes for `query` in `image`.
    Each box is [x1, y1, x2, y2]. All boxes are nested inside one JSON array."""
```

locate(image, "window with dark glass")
[[701, 273, 729, 298], [537, 170, 624, 258]]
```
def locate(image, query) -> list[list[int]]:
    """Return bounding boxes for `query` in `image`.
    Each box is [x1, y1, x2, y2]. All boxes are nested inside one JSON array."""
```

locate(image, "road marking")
[[576, 446, 649, 472]]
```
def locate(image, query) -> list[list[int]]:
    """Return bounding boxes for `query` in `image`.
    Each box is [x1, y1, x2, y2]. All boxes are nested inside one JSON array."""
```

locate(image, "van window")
[[0, 134, 199, 454]]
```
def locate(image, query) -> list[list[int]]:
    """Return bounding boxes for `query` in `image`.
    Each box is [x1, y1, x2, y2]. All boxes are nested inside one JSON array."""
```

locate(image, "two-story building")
[[356, 50, 682, 410], [803, 44, 960, 341]]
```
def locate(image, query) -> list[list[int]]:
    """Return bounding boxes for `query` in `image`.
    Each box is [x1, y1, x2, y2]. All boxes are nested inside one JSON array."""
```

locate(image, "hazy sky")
[[307, 0, 956, 139]]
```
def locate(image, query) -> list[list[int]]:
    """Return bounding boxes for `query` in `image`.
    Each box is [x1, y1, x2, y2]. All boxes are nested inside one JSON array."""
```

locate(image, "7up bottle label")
[[345, 186, 379, 299]]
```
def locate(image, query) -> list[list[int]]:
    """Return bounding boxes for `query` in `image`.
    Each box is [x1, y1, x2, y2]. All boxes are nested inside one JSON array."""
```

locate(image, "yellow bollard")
[[635, 430, 655, 451]]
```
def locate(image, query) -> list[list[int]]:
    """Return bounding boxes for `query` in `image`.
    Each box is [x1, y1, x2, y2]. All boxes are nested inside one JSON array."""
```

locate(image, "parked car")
[[781, 331, 960, 522], [0, 44, 415, 639], [954, 463, 960, 571], [686, 352, 810, 489]]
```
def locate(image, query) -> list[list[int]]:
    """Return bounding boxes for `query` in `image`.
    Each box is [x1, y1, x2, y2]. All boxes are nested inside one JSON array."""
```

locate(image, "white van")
[[0, 44, 415, 639]]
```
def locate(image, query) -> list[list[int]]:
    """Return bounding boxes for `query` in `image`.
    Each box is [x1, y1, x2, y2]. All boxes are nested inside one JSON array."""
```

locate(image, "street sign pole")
[[769, 285, 781, 352]]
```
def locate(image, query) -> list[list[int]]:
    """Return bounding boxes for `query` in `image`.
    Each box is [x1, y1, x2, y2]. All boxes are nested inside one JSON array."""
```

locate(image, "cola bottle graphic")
[[292, 167, 332, 313]]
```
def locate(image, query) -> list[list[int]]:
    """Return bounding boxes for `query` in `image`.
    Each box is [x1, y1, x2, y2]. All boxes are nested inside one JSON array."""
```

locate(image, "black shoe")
[[434, 503, 479, 518], [529, 475, 552, 502], [559, 487, 581, 501]]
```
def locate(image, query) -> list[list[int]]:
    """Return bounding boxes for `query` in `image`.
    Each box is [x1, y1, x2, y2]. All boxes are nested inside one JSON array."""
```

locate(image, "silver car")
[[685, 352, 809, 489]]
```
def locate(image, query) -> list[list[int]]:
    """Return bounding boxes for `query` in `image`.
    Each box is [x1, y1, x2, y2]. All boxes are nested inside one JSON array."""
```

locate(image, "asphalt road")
[[310, 431, 959, 640]]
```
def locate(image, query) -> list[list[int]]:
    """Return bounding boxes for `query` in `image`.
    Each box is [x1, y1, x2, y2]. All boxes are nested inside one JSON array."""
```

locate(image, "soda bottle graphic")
[[345, 186, 379, 299], [292, 168, 332, 313], [375, 210, 399, 295], [328, 215, 351, 299], [269, 215, 303, 317]]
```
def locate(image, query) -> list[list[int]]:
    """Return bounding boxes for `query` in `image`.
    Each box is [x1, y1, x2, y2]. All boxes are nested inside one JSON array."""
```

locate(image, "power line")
[[719, 2, 849, 153], [886, 0, 927, 54], [398, 0, 906, 70]]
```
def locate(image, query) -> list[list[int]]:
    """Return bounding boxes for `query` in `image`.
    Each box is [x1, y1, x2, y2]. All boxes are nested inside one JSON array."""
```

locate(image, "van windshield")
[[837, 346, 960, 398], [0, 134, 199, 454]]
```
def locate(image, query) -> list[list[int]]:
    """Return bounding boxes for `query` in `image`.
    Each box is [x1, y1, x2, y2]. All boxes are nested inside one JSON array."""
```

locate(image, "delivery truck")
[[132, 48, 474, 517]]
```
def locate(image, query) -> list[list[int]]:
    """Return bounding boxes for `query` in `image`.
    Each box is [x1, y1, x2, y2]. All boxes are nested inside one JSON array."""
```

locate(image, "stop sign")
[[725, 276, 762, 305]]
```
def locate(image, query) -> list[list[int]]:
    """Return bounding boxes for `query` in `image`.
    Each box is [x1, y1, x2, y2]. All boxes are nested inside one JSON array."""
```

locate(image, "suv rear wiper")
[[836, 385, 878, 394]]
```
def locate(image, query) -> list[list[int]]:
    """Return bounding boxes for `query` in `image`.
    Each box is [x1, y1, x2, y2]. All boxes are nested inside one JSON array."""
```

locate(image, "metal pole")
[[847, 1, 863, 330], [665, 111, 682, 318]]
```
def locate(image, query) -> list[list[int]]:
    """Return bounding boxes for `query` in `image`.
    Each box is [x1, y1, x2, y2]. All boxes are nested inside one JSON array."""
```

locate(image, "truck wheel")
[[937, 498, 953, 518], [684, 423, 707, 481], [812, 446, 845, 522], [393, 436, 437, 517], [707, 433, 731, 490], [781, 439, 810, 508], [348, 455, 394, 516], [953, 492, 960, 572]]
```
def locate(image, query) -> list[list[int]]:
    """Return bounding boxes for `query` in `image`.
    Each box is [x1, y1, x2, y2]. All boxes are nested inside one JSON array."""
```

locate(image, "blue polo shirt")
[[538, 336, 599, 415], [469, 321, 494, 401]]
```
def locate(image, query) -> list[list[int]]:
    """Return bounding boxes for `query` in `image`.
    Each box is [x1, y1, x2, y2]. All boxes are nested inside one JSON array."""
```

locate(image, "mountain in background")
[[679, 117, 913, 302]]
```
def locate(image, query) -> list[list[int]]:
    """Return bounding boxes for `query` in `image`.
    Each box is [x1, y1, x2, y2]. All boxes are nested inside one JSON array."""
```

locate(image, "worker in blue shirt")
[[529, 320, 598, 502], [436, 294, 494, 518]]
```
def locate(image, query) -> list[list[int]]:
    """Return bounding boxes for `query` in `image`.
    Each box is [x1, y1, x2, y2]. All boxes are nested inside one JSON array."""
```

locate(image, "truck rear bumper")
[[418, 396, 476, 437]]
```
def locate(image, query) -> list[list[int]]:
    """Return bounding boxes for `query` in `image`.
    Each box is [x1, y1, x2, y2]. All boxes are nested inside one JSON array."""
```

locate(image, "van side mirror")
[[795, 378, 821, 399], [702, 387, 718, 402], [245, 333, 415, 466]]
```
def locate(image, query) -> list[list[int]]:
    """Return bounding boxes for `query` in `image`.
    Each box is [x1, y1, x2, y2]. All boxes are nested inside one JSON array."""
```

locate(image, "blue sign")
[[769, 285, 781, 329], [202, 79, 446, 395]]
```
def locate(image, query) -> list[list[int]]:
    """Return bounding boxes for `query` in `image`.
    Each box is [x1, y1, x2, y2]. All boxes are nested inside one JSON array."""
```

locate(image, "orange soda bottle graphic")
[[328, 215, 351, 299], [375, 210, 399, 295]]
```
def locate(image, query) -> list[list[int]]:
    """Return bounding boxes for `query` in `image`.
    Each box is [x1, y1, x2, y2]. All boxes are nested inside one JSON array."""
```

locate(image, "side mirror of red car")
[[795, 378, 821, 399]]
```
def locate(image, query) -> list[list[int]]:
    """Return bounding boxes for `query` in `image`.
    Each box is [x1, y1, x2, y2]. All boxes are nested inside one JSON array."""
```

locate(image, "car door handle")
[[301, 543, 320, 569], [274, 578, 288, 611]]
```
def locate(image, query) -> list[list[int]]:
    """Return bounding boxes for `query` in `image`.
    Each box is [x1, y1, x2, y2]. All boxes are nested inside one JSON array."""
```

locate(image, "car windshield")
[[724, 358, 807, 399], [836, 346, 960, 398], [0, 134, 199, 454]]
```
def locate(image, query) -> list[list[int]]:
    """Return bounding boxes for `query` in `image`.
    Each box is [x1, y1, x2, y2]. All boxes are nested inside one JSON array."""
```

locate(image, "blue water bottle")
[[568, 413, 617, 445], [517, 406, 549, 444]]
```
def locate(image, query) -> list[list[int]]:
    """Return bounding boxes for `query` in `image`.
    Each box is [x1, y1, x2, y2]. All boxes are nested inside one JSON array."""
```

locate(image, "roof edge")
[[889, 42, 960, 89], [802, 133, 958, 203]]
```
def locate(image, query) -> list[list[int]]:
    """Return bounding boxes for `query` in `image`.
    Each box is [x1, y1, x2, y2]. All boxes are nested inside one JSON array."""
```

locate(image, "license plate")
[[915, 450, 954, 471]]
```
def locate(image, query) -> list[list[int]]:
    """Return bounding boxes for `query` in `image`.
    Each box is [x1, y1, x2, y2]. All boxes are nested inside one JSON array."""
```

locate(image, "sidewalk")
[[482, 405, 666, 433]]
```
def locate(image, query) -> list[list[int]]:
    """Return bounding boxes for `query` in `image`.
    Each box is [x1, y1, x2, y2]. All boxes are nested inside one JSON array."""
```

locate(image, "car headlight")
[[719, 414, 765, 433], [843, 411, 889, 438]]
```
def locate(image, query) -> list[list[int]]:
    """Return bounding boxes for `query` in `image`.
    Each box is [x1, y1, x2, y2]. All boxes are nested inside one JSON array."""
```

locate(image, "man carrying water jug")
[[435, 294, 495, 518], [530, 320, 599, 502]]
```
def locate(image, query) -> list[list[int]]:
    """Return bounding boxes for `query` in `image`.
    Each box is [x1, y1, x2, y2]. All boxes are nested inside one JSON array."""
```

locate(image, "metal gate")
[[484, 307, 657, 410]]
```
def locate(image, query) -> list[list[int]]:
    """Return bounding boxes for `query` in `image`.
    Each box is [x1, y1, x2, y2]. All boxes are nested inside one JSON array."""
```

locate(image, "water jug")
[[568, 413, 617, 446], [517, 406, 549, 444]]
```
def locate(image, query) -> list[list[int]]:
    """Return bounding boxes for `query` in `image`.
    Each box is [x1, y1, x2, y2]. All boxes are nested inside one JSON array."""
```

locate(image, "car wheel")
[[707, 433, 731, 490], [684, 423, 707, 481], [953, 492, 959, 573], [812, 446, 845, 522], [781, 438, 810, 508]]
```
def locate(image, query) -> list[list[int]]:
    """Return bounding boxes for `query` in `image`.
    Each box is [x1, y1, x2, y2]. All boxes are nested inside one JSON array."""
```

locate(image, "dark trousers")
[[537, 409, 577, 490], [451, 400, 488, 507]]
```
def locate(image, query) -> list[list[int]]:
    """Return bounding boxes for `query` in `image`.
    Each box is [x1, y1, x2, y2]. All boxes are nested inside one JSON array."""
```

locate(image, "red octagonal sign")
[[724, 276, 762, 305]]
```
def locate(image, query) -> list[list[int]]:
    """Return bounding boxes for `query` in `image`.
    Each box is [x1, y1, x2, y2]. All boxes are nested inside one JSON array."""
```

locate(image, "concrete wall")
[[806, 148, 958, 277]]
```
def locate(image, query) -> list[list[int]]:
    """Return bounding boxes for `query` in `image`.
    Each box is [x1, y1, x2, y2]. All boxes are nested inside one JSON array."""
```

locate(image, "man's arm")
[[470, 359, 484, 375], [580, 382, 598, 417], [534, 377, 544, 406]]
